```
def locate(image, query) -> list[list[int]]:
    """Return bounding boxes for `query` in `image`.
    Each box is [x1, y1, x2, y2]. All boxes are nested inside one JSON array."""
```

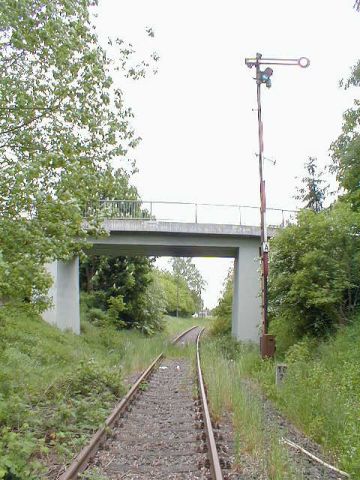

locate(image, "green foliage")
[[129, 272, 166, 334], [211, 314, 231, 336], [295, 157, 328, 212], [201, 338, 296, 478], [0, 427, 42, 480], [80, 255, 166, 333], [204, 322, 360, 477], [0, 304, 168, 478], [269, 202, 360, 344], [267, 315, 299, 356], [0, 0, 158, 306], [154, 269, 197, 317], [211, 268, 233, 336], [86, 307, 110, 327], [262, 318, 360, 477], [171, 258, 206, 311], [0, 307, 122, 477], [164, 315, 211, 337], [331, 60, 360, 210]]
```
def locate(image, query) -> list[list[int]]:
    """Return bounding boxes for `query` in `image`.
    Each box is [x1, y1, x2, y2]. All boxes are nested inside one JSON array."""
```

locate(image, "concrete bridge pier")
[[232, 244, 261, 342], [42, 257, 80, 334]]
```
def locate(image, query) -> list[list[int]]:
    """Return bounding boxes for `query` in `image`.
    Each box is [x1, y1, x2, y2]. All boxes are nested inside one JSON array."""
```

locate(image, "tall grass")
[[201, 338, 298, 479], [164, 315, 213, 337], [259, 321, 360, 477], [205, 318, 360, 478], [0, 306, 186, 478]]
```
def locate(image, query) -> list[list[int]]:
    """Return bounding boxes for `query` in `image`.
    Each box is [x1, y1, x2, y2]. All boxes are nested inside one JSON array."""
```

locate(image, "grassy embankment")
[[0, 305, 207, 479], [202, 318, 360, 478], [260, 319, 360, 478]]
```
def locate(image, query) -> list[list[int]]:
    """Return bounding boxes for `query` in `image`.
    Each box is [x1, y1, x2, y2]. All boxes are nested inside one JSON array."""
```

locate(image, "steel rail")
[[59, 325, 199, 480], [172, 324, 199, 343], [196, 328, 224, 480]]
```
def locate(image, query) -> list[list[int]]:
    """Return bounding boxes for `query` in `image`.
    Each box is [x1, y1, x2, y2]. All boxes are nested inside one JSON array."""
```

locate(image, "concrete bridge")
[[43, 201, 295, 341]]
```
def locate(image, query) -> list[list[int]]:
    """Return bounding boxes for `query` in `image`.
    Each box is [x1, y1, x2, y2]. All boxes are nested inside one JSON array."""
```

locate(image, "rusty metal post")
[[245, 53, 310, 358], [255, 53, 269, 339]]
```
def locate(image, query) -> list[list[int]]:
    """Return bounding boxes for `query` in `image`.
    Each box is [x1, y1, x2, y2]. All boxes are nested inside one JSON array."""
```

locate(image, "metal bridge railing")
[[85, 200, 297, 228]]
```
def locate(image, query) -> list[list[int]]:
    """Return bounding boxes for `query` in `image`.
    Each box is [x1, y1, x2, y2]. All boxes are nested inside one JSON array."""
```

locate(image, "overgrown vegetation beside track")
[[201, 338, 298, 479], [258, 319, 360, 477], [0, 307, 202, 478], [207, 318, 360, 477]]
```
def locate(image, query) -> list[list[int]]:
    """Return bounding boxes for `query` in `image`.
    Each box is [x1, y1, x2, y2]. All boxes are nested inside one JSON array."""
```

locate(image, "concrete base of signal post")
[[42, 257, 80, 334], [232, 245, 261, 342]]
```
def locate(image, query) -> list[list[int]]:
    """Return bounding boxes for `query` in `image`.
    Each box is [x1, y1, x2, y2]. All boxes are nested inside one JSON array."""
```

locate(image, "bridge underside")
[[43, 220, 264, 343], [88, 233, 249, 257], [88, 220, 264, 259]]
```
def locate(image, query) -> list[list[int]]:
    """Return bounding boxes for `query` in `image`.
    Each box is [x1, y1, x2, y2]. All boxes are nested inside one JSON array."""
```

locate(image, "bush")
[[210, 315, 231, 336], [80, 263, 167, 334], [256, 316, 360, 477], [269, 203, 360, 341], [0, 306, 128, 478], [0, 428, 41, 480], [269, 314, 301, 356], [87, 308, 110, 327]]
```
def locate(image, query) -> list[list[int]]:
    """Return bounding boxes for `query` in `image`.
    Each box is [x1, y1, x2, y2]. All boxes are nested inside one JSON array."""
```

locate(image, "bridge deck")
[[88, 220, 276, 258]]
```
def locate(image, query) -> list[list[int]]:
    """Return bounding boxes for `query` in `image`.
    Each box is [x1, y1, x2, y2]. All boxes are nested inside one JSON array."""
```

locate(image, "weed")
[[0, 307, 185, 478], [201, 338, 297, 479], [138, 381, 149, 391], [207, 318, 360, 478], [80, 467, 108, 479]]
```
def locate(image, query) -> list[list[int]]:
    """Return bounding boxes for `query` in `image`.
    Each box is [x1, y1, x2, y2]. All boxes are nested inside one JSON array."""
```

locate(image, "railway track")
[[59, 326, 230, 480]]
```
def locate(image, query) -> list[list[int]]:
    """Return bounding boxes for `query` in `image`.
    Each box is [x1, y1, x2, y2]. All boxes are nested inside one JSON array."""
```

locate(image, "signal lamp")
[[259, 67, 273, 88]]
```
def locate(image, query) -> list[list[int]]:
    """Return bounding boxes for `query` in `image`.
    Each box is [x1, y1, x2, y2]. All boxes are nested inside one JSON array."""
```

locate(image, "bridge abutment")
[[42, 257, 80, 334], [232, 245, 261, 342]]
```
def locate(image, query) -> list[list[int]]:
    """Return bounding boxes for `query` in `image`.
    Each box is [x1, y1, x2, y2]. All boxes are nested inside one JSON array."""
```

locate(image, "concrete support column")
[[232, 242, 261, 342], [42, 257, 80, 334]]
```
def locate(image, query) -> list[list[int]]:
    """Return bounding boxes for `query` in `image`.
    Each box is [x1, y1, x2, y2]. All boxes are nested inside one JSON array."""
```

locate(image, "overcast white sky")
[[95, 0, 360, 309]]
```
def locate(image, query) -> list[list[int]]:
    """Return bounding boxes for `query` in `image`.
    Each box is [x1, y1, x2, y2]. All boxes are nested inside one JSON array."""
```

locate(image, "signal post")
[[244, 53, 310, 358]]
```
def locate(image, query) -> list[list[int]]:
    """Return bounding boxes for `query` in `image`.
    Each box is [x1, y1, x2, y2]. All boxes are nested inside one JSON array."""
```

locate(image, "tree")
[[295, 157, 328, 212], [133, 271, 166, 334], [330, 61, 360, 210], [268, 203, 360, 349], [154, 269, 197, 317], [0, 0, 157, 306], [171, 258, 206, 314], [80, 255, 154, 326], [211, 268, 233, 336]]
